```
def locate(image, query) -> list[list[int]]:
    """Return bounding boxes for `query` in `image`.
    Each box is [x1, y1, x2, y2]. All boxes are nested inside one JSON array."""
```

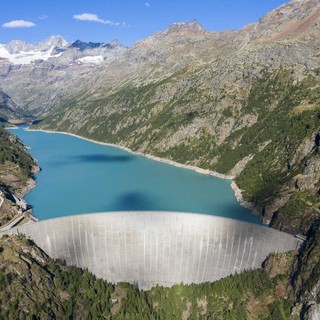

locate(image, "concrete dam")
[[1, 212, 301, 289]]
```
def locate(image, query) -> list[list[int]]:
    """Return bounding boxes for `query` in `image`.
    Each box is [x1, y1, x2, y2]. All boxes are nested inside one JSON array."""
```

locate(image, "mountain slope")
[[0, 234, 114, 319], [0, 127, 39, 228], [0, 91, 27, 124], [0, 37, 126, 115], [28, 0, 320, 234]]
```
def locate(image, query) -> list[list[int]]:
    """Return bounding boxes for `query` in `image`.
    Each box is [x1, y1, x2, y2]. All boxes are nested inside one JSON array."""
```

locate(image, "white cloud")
[[73, 13, 120, 26], [38, 15, 48, 20], [145, 2, 150, 7], [2, 20, 36, 28]]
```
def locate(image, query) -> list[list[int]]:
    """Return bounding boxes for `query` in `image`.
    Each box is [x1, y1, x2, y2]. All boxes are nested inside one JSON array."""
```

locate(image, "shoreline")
[[17, 167, 40, 223], [26, 128, 258, 218], [27, 128, 234, 180]]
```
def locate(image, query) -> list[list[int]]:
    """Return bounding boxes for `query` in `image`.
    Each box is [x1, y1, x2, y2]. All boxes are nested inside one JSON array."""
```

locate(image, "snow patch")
[[0, 45, 63, 65], [76, 55, 104, 64]]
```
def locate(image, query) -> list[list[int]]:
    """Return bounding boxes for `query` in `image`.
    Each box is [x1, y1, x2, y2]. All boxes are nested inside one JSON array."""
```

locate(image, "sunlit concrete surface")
[[1, 211, 301, 289]]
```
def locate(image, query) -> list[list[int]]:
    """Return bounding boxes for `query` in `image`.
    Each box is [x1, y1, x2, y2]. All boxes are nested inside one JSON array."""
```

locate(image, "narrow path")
[[0, 191, 29, 231], [0, 191, 4, 209], [0, 215, 24, 231]]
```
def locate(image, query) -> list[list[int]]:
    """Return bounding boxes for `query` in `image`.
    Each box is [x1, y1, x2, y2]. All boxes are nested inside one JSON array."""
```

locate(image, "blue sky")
[[1, 0, 289, 45]]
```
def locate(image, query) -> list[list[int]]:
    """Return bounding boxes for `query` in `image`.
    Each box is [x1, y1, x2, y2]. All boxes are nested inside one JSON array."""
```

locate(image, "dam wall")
[[1, 212, 301, 289]]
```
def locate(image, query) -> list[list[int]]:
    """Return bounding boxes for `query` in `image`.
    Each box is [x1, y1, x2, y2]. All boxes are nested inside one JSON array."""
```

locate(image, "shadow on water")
[[47, 154, 133, 167], [112, 192, 158, 211], [72, 154, 134, 163]]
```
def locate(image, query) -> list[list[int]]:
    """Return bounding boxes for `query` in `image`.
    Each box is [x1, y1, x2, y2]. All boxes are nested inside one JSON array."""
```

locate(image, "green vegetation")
[[35, 68, 219, 154], [216, 70, 319, 172], [0, 127, 38, 227], [114, 270, 294, 320], [233, 71, 320, 210], [0, 127, 35, 178], [0, 235, 114, 319], [274, 191, 319, 234], [156, 131, 218, 166], [0, 234, 297, 320]]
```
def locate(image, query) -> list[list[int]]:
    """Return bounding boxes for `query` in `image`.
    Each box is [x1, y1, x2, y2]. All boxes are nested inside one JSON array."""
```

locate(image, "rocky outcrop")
[[289, 220, 320, 319], [303, 304, 320, 320], [260, 131, 320, 234]]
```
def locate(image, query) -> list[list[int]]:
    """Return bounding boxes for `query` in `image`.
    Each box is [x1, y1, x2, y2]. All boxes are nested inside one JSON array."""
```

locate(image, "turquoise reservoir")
[[9, 127, 260, 224]]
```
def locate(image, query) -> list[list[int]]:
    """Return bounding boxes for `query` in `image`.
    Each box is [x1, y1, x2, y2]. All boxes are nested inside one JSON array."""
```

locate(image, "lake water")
[[9, 127, 260, 224]]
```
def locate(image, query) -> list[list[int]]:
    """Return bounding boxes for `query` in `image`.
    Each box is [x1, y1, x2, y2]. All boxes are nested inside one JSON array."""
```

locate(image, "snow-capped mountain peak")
[[0, 36, 125, 65], [0, 36, 68, 65], [37, 35, 68, 51]]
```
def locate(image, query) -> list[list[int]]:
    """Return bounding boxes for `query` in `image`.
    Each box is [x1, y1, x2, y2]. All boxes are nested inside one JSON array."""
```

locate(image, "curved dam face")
[[1, 212, 300, 289]]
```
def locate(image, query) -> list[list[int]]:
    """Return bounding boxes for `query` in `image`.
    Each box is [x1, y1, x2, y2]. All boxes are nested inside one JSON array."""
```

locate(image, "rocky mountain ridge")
[[0, 35, 125, 66]]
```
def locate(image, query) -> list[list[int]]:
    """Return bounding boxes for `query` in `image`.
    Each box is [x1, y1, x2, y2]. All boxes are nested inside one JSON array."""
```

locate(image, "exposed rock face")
[[0, 91, 26, 123], [0, 37, 126, 114], [289, 220, 320, 318], [303, 304, 320, 320], [263, 251, 296, 278], [255, 216, 320, 319]]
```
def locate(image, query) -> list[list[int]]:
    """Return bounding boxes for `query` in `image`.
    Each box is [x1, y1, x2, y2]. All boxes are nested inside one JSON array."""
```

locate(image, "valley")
[[1, 0, 319, 235], [0, 0, 320, 318]]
